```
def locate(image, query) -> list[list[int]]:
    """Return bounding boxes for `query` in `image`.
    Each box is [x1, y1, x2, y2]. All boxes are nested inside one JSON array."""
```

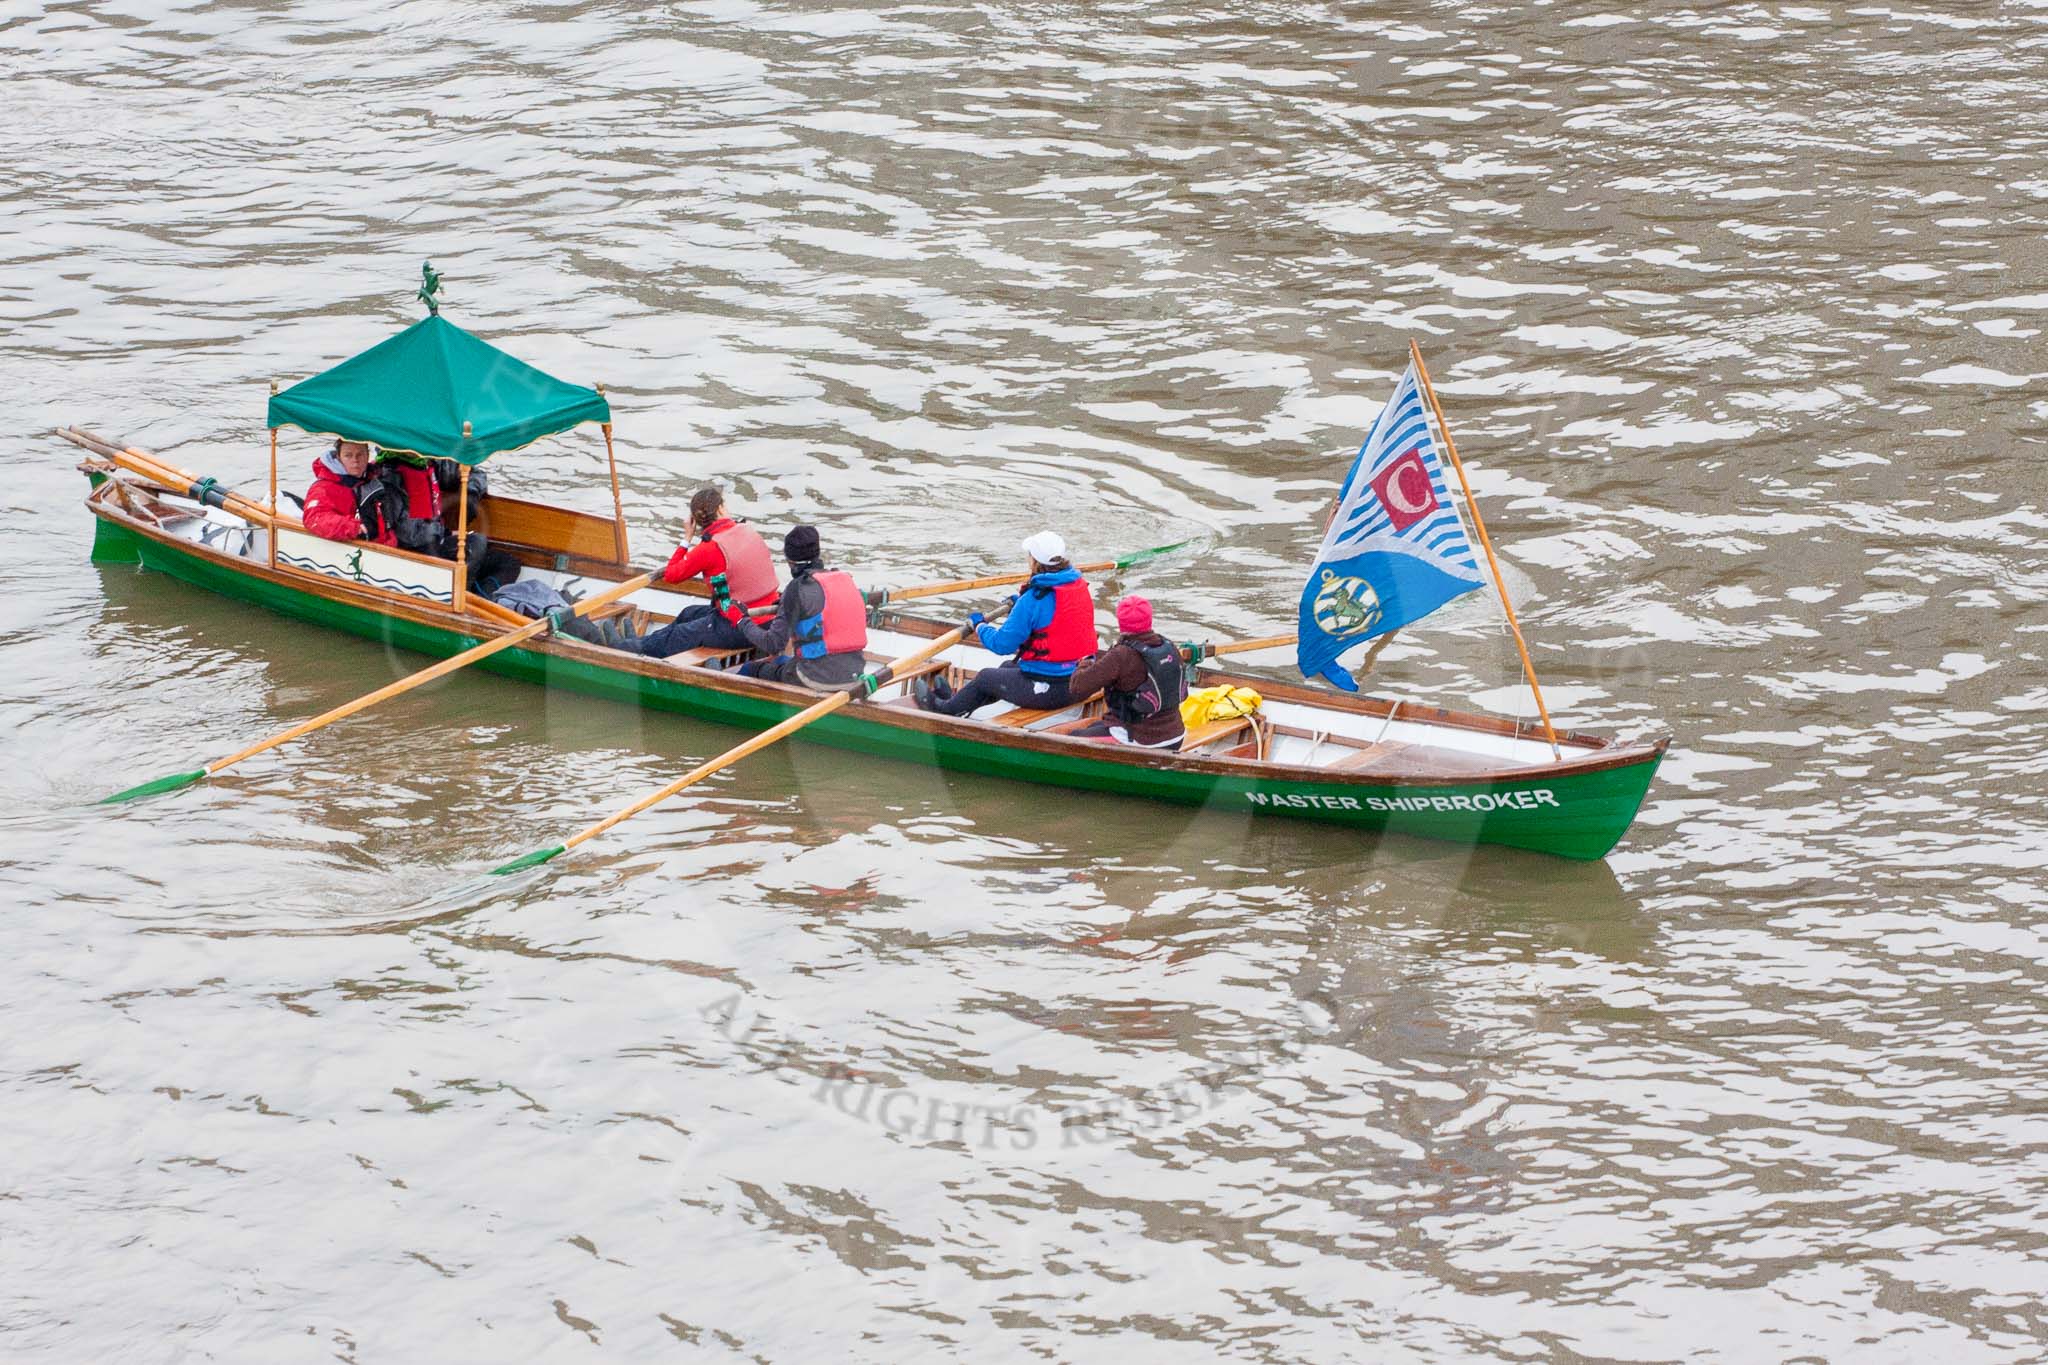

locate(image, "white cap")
[[1021, 530, 1067, 564]]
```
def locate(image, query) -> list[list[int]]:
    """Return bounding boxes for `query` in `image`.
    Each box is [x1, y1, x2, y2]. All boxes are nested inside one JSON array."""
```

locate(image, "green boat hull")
[[91, 515, 1662, 859]]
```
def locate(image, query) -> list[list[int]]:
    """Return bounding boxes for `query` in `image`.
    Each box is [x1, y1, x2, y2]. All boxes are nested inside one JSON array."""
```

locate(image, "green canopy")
[[267, 315, 611, 466]]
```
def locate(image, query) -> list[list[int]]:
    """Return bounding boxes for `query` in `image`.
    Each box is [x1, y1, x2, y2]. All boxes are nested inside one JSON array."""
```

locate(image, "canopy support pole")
[[601, 415, 628, 567], [454, 464, 471, 615], [266, 422, 279, 569], [1409, 340, 1559, 756]]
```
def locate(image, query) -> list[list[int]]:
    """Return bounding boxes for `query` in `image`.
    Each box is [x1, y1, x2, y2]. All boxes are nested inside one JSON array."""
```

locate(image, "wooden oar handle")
[[62, 428, 280, 528], [868, 559, 1119, 605], [1184, 633, 1298, 660]]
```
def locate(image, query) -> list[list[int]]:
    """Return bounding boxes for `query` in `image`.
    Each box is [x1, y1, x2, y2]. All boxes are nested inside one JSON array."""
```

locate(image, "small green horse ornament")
[[417, 261, 443, 316]]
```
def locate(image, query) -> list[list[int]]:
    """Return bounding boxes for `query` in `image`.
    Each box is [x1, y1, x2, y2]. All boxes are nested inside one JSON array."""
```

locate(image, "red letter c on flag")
[[1372, 449, 1440, 532]]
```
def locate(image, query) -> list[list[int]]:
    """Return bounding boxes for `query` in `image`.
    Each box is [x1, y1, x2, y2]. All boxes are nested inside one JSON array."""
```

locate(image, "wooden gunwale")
[[872, 606, 1630, 760], [83, 476, 1668, 793]]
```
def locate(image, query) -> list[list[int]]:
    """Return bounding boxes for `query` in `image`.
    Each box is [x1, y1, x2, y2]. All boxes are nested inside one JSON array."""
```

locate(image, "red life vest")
[[392, 461, 443, 523], [1020, 576, 1096, 665], [796, 570, 868, 659], [709, 523, 780, 619]]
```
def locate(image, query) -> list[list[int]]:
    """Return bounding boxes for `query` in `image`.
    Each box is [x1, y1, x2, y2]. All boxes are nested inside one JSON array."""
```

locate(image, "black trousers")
[[738, 653, 863, 691], [930, 664, 1071, 717], [637, 604, 751, 659]]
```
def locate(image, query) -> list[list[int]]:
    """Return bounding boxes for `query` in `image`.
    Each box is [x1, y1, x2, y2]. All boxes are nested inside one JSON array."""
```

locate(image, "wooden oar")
[[99, 571, 658, 803], [1183, 632, 1298, 661], [60, 428, 280, 526], [868, 538, 1193, 604], [490, 618, 995, 874], [1181, 629, 1400, 671]]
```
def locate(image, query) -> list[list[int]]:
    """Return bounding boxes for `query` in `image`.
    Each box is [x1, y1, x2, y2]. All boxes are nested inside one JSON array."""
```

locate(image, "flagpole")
[[1408, 341, 1559, 755]]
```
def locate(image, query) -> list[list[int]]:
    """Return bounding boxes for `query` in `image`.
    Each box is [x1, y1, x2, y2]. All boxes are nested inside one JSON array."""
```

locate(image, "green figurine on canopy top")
[[417, 261, 443, 316], [266, 274, 610, 466]]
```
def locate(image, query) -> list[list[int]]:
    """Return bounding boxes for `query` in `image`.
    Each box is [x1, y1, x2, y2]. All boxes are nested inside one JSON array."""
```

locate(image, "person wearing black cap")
[[733, 524, 871, 691]]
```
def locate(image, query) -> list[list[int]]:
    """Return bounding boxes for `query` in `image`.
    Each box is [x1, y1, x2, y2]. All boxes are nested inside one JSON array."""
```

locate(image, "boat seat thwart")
[[991, 696, 1107, 730], [1327, 741, 1405, 772], [670, 646, 753, 671], [1329, 742, 1503, 780], [1182, 712, 1269, 761]]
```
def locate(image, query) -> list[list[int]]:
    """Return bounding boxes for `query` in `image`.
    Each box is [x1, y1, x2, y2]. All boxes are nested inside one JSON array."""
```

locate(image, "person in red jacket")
[[302, 440, 397, 544], [303, 440, 520, 595], [629, 486, 783, 659]]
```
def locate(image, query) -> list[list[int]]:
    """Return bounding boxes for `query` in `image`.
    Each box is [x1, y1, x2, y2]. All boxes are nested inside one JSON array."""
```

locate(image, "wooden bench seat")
[[669, 646, 752, 671], [1181, 712, 1270, 761], [1182, 714, 1256, 750], [1326, 740, 1405, 771], [991, 691, 1108, 728], [991, 705, 1071, 729], [1332, 742, 1506, 779], [884, 658, 953, 689]]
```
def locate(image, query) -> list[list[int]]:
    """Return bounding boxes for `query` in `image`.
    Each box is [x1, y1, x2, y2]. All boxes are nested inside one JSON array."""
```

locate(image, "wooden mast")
[[599, 383, 628, 568], [267, 379, 279, 569], [454, 424, 471, 614], [1408, 340, 1559, 755]]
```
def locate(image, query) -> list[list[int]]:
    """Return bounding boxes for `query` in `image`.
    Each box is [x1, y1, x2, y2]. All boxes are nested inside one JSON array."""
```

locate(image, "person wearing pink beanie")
[[1060, 593, 1188, 749]]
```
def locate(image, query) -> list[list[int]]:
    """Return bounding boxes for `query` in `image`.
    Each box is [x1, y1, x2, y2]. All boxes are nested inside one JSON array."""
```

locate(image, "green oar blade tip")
[[98, 769, 208, 805], [1114, 538, 1194, 570], [490, 844, 567, 876]]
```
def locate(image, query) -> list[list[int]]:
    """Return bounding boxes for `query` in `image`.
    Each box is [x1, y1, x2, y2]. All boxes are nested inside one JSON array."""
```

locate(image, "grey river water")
[[4, 2, 2047, 1360]]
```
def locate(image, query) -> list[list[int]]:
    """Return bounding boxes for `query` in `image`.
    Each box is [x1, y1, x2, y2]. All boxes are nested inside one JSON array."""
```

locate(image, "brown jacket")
[[1067, 631, 1186, 748]]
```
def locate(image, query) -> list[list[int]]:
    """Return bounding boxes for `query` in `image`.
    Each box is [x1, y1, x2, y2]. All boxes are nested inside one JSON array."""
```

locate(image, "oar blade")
[[490, 843, 568, 876], [1113, 538, 1194, 571], [98, 769, 208, 804]]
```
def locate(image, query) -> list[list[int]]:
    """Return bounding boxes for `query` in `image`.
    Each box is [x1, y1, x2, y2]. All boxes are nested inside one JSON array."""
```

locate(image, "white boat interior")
[[108, 484, 1588, 776], [537, 567, 1579, 773]]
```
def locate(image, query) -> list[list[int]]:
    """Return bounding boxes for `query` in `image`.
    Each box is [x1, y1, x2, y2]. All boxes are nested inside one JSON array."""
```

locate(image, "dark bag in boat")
[[488, 579, 612, 645], [490, 579, 572, 618]]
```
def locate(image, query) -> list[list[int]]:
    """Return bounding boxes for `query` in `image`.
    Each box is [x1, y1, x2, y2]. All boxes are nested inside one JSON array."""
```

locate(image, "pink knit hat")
[[1116, 594, 1152, 634]]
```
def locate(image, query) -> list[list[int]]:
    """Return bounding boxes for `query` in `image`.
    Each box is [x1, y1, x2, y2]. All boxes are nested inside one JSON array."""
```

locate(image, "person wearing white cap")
[[914, 530, 1098, 717]]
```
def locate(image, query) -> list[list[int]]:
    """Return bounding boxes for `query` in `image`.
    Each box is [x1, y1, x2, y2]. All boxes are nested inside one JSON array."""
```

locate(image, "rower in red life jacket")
[[630, 486, 784, 659], [1061, 594, 1188, 750], [915, 530, 1095, 717], [304, 439, 520, 594], [302, 440, 396, 545], [733, 524, 870, 691]]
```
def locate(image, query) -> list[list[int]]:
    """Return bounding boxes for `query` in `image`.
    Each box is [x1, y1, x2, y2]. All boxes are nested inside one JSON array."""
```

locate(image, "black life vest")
[[1107, 638, 1188, 726], [353, 476, 402, 544]]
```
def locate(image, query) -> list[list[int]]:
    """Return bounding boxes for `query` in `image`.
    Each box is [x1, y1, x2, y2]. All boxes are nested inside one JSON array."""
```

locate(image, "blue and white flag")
[[1296, 363, 1486, 691]]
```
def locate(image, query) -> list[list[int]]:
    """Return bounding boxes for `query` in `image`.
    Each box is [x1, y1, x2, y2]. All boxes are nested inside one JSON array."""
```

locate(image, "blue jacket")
[[977, 566, 1084, 676]]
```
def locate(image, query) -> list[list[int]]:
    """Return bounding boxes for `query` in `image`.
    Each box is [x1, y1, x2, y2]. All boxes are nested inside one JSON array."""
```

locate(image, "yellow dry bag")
[[1181, 684, 1263, 728]]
